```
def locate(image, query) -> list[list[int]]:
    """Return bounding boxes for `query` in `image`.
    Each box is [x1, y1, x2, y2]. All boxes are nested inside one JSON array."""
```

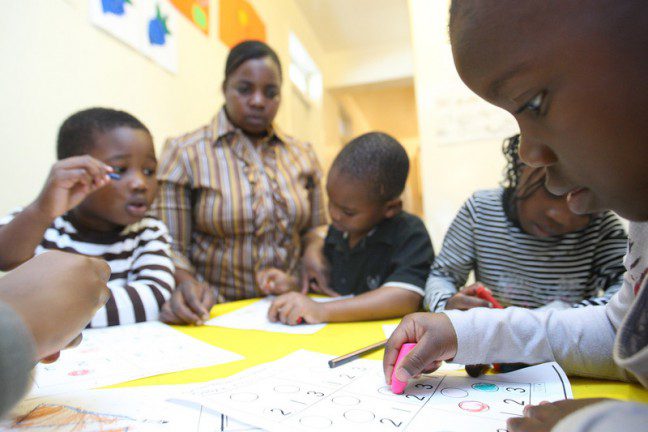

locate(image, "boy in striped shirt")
[[0, 108, 175, 327]]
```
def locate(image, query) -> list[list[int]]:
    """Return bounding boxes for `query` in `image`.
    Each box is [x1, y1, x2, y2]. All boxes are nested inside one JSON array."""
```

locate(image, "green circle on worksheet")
[[471, 382, 499, 392]]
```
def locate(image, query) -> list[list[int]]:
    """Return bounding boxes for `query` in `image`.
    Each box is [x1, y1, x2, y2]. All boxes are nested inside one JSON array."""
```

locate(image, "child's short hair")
[[331, 132, 409, 202], [57, 108, 150, 160]]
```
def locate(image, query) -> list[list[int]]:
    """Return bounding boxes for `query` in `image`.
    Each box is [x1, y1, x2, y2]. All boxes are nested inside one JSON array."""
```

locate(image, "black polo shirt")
[[324, 211, 434, 296]]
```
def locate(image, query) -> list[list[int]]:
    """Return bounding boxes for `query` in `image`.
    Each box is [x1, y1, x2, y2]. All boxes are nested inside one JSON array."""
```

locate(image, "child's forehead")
[[92, 127, 155, 158]]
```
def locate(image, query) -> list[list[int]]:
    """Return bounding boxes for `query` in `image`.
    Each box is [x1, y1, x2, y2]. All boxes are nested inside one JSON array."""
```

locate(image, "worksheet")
[[205, 296, 350, 334], [1, 386, 259, 432], [179, 350, 572, 432], [29, 322, 244, 397]]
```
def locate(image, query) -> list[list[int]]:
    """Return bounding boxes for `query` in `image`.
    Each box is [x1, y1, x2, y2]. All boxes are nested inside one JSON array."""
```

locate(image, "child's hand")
[[159, 279, 216, 326], [32, 156, 114, 220], [445, 283, 493, 310], [507, 399, 610, 432], [267, 292, 326, 325], [383, 312, 458, 385], [301, 240, 338, 296], [257, 268, 298, 295]]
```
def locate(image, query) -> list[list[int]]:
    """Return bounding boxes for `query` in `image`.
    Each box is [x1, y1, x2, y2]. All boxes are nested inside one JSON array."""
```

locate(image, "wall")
[[0, 0, 334, 215], [407, 0, 518, 249]]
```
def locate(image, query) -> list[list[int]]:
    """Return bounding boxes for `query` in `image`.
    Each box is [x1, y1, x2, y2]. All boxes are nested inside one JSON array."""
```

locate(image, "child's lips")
[[126, 202, 149, 217]]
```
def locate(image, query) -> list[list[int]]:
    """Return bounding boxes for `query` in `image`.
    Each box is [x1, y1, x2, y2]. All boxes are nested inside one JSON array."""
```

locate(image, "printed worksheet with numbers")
[[179, 350, 572, 432]]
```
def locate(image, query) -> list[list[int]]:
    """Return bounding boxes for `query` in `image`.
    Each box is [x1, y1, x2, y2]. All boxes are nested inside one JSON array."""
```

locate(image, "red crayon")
[[476, 285, 503, 309]]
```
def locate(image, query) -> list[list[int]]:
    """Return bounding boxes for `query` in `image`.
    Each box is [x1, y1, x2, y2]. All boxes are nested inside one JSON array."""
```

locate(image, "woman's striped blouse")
[[154, 108, 327, 302], [424, 188, 628, 312]]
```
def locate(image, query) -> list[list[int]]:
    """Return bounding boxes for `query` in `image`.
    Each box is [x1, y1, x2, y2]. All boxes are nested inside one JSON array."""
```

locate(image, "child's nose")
[[518, 136, 558, 168], [128, 172, 147, 190]]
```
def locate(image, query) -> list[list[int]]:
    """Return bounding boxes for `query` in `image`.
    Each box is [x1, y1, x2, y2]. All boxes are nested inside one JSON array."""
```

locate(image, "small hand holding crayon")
[[475, 284, 503, 309], [384, 313, 457, 389], [257, 268, 298, 295], [444, 282, 494, 310], [267, 292, 326, 325], [31, 156, 115, 221], [300, 237, 337, 297], [159, 273, 216, 326]]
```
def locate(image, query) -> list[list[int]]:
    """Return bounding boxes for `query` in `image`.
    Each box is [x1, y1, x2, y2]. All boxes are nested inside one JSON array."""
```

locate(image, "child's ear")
[[383, 198, 402, 218]]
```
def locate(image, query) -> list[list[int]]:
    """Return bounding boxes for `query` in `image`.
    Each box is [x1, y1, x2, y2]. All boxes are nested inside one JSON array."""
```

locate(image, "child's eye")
[[343, 210, 356, 217], [516, 91, 546, 115], [143, 168, 156, 177], [112, 166, 127, 174]]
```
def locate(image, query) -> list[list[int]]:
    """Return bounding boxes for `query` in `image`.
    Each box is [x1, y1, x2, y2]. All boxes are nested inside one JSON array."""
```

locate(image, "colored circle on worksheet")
[[471, 382, 499, 392], [458, 400, 490, 412]]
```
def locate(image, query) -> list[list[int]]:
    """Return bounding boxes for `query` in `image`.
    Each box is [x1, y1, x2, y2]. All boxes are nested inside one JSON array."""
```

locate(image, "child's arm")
[[88, 219, 175, 328], [574, 212, 627, 307], [0, 157, 112, 271], [268, 286, 421, 325], [424, 198, 478, 312]]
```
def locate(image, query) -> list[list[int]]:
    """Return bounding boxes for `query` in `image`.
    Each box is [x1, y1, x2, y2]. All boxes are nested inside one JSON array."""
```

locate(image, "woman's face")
[[223, 56, 281, 136], [516, 167, 591, 238]]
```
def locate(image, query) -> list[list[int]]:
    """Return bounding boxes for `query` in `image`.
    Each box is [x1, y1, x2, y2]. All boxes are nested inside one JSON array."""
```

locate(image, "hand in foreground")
[[507, 399, 610, 432], [383, 312, 458, 385], [0, 251, 110, 360], [257, 268, 298, 295], [159, 279, 216, 325], [445, 283, 493, 310], [267, 292, 326, 325]]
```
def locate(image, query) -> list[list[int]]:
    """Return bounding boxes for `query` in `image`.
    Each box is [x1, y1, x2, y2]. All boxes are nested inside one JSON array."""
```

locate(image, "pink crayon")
[[391, 343, 416, 394]]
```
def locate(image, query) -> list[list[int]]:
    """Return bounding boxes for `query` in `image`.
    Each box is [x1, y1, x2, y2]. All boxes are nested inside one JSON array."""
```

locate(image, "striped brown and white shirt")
[[0, 211, 175, 328], [154, 108, 327, 301]]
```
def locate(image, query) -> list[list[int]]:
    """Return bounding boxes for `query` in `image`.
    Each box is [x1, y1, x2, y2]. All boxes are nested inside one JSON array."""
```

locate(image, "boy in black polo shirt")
[[266, 132, 434, 324]]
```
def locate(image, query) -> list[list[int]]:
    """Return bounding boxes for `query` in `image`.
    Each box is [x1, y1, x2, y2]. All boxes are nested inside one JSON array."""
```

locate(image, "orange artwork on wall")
[[170, 0, 209, 34], [219, 0, 266, 47]]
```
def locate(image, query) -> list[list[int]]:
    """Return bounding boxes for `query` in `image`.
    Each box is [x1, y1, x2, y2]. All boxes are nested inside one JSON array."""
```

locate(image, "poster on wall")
[[170, 0, 210, 35], [219, 0, 266, 47], [89, 0, 179, 74]]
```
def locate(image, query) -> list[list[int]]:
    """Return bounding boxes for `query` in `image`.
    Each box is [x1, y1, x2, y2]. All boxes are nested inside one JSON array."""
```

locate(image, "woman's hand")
[[267, 292, 326, 325], [445, 283, 493, 310], [257, 268, 298, 295], [160, 275, 216, 326], [507, 399, 610, 432]]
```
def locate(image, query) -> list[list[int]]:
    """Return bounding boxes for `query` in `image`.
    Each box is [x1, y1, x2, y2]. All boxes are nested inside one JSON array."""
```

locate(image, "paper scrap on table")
[[177, 349, 572, 432], [1, 385, 259, 432], [205, 296, 351, 334], [29, 322, 243, 398]]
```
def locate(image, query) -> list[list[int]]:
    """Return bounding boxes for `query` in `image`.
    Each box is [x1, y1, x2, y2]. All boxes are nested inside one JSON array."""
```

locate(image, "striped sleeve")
[[423, 198, 477, 312], [574, 212, 628, 307], [154, 137, 196, 273], [89, 219, 175, 328]]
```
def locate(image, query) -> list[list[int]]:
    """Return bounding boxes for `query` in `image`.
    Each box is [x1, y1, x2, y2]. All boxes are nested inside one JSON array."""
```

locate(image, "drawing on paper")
[[8, 403, 144, 431]]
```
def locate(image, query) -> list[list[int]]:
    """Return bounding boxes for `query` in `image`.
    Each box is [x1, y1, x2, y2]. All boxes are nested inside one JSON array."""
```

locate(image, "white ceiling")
[[295, 0, 412, 52]]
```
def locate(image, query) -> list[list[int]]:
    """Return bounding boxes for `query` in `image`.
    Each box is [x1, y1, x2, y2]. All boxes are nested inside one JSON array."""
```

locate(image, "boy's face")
[[450, 0, 648, 221], [326, 170, 394, 240], [73, 127, 158, 231]]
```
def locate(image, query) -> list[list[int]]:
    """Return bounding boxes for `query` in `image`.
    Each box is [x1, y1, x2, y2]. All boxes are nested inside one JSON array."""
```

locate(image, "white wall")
[[0, 0, 333, 215], [408, 0, 518, 249]]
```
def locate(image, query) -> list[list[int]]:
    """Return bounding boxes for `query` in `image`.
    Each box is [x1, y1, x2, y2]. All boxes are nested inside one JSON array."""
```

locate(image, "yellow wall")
[[0, 0, 335, 215]]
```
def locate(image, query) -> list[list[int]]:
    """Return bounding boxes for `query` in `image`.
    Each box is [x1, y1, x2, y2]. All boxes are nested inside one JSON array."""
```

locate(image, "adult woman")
[[155, 41, 328, 325], [424, 134, 627, 312]]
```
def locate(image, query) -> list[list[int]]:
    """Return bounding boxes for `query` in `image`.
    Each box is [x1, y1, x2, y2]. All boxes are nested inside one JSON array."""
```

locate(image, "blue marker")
[[108, 172, 121, 180]]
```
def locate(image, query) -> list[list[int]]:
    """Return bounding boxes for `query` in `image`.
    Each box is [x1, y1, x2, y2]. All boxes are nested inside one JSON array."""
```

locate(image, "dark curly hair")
[[331, 132, 409, 202], [501, 133, 546, 221], [57, 108, 150, 160], [225, 40, 282, 82]]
